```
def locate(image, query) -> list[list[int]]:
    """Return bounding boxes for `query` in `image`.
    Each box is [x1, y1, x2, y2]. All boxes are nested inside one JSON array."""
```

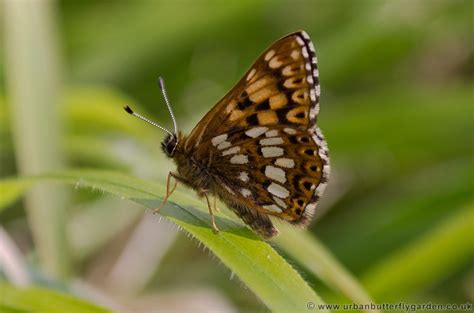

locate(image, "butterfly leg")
[[154, 171, 178, 214], [203, 193, 220, 234], [213, 196, 220, 212]]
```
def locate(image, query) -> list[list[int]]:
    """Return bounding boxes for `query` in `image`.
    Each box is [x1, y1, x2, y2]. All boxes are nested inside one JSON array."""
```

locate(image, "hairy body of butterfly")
[[126, 30, 330, 239]]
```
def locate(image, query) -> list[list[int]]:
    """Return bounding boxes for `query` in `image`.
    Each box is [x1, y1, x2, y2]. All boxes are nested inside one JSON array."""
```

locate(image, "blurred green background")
[[1, 0, 473, 312]]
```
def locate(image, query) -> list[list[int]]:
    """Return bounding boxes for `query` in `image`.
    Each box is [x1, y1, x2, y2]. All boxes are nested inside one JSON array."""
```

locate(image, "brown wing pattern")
[[207, 125, 328, 224], [186, 31, 321, 149], [188, 31, 329, 226]]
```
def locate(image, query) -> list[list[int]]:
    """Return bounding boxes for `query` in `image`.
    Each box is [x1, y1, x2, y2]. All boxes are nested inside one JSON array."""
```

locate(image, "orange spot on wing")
[[249, 85, 279, 103], [229, 109, 244, 121], [257, 111, 278, 125], [269, 93, 288, 109]]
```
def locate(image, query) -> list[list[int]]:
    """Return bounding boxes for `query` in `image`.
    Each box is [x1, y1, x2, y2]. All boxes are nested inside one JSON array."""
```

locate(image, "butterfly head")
[[161, 133, 178, 157]]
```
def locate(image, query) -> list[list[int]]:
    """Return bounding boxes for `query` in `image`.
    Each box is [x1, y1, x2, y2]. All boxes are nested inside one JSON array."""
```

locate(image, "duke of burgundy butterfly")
[[124, 31, 330, 239]]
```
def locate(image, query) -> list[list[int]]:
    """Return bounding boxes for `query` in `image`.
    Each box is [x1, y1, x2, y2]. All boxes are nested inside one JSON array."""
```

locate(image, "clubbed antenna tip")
[[124, 105, 134, 114], [122, 104, 174, 137], [158, 77, 165, 90], [156, 76, 178, 135]]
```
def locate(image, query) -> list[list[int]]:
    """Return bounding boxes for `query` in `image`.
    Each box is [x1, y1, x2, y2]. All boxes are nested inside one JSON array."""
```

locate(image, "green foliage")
[[363, 204, 474, 300], [0, 170, 379, 312], [0, 283, 110, 313], [1, 0, 472, 311]]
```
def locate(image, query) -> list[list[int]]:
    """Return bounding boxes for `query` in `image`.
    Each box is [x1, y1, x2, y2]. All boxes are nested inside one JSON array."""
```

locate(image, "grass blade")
[[4, 0, 70, 278], [273, 226, 378, 312], [361, 203, 474, 301], [0, 282, 110, 313], [0, 170, 327, 312]]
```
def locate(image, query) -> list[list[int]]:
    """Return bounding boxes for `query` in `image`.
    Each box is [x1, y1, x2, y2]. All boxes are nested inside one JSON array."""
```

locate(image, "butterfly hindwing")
[[207, 125, 328, 224]]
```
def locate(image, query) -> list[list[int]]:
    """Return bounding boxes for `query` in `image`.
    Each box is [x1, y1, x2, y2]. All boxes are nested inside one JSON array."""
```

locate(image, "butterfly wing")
[[205, 125, 329, 225], [186, 31, 321, 148], [188, 31, 329, 228]]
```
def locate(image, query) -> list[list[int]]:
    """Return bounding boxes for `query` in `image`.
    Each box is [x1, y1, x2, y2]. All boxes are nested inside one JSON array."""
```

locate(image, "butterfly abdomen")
[[219, 196, 278, 239]]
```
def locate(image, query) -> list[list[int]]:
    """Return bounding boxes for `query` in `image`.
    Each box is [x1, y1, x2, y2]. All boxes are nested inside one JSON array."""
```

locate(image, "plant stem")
[[4, 0, 70, 278]]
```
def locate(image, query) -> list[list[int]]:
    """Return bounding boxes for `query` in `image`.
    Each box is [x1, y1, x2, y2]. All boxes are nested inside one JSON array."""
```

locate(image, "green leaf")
[[0, 170, 328, 312], [0, 179, 33, 213], [0, 282, 110, 313], [362, 203, 474, 301], [273, 226, 376, 309], [64, 87, 153, 141]]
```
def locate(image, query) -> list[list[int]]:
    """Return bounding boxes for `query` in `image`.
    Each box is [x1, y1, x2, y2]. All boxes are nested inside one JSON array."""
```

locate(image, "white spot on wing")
[[230, 154, 248, 164], [265, 129, 279, 137], [310, 106, 319, 120], [301, 31, 310, 40], [302, 47, 309, 58], [222, 146, 240, 156], [309, 127, 330, 197], [246, 68, 256, 81], [315, 182, 327, 196], [296, 36, 305, 46], [217, 140, 231, 150], [275, 158, 295, 168], [283, 128, 297, 135], [261, 147, 284, 157], [323, 165, 330, 178], [245, 126, 268, 138], [239, 171, 249, 182], [263, 204, 282, 213], [264, 49, 276, 61], [240, 188, 252, 197], [307, 75, 314, 85], [290, 49, 300, 60], [211, 134, 227, 147], [269, 57, 283, 69], [315, 85, 321, 95], [265, 165, 286, 183], [273, 196, 287, 209], [305, 202, 317, 215], [268, 183, 290, 198], [259, 137, 284, 146]]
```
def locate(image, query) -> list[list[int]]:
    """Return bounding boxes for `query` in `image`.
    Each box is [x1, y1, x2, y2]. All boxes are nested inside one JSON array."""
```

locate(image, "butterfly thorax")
[[163, 132, 213, 193]]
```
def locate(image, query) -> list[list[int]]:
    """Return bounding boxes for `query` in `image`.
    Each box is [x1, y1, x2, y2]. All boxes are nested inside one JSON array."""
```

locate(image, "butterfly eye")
[[161, 134, 178, 157]]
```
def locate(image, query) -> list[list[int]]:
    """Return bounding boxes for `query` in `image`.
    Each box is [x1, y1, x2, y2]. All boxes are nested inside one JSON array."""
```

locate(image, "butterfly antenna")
[[123, 105, 174, 137], [157, 77, 178, 136]]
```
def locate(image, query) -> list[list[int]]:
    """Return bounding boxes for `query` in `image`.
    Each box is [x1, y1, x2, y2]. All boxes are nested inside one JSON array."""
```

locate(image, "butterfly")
[[124, 30, 330, 239]]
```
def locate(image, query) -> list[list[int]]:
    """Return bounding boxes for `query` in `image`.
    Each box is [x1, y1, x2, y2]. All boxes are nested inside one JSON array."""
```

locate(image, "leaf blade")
[[0, 283, 110, 313], [0, 170, 327, 312]]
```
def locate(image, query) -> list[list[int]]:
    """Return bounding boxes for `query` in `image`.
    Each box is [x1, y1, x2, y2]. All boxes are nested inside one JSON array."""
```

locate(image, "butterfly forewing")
[[186, 31, 321, 149], [188, 31, 329, 226]]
